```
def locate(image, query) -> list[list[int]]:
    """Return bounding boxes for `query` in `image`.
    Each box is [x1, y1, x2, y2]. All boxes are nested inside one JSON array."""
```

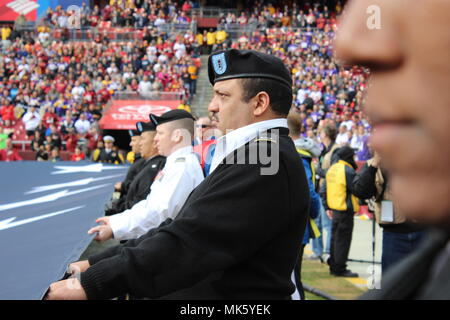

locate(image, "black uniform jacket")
[[80, 127, 310, 299], [120, 155, 145, 196], [111, 155, 166, 215]]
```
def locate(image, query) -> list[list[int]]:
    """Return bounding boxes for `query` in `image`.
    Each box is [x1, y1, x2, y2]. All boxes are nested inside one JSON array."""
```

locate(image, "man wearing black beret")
[[46, 50, 310, 300], [85, 109, 204, 242], [109, 130, 144, 206], [104, 121, 166, 216]]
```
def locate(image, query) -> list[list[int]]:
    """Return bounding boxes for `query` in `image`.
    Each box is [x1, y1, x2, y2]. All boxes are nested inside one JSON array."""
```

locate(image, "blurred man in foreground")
[[335, 0, 450, 299]]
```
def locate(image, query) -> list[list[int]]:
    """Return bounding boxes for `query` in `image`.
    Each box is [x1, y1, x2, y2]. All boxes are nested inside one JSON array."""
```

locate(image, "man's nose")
[[208, 95, 219, 114], [334, 0, 403, 71]]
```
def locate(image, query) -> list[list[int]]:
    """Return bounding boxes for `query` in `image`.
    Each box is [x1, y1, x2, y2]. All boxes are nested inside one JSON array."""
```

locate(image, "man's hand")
[[371, 152, 381, 168], [44, 279, 87, 300], [68, 260, 90, 275], [88, 216, 113, 242], [326, 210, 333, 219]]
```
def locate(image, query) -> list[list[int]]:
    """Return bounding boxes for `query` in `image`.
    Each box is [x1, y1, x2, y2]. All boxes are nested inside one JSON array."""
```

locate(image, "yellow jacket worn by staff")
[[326, 160, 360, 213]]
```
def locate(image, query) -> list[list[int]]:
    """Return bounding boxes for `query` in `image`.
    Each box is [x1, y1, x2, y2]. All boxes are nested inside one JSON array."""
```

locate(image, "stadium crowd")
[[218, 0, 343, 29], [0, 0, 370, 164], [213, 6, 371, 162], [3, 0, 444, 302], [41, 0, 199, 29], [0, 8, 201, 161]]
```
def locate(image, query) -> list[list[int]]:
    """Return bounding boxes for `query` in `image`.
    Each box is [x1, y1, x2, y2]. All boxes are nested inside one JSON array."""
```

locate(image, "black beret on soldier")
[[208, 49, 292, 89]]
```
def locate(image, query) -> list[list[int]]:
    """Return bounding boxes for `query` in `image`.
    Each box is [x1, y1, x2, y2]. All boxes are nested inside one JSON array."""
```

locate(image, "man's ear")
[[170, 129, 181, 143], [253, 91, 270, 117]]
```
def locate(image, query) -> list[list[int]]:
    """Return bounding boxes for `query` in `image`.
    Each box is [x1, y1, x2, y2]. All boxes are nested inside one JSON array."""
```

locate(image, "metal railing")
[[12, 140, 31, 151], [191, 7, 238, 18], [49, 28, 145, 42], [218, 23, 259, 38], [156, 22, 197, 34], [13, 22, 197, 42], [219, 23, 331, 39], [44, 25, 196, 42], [113, 91, 185, 101], [14, 21, 36, 31]]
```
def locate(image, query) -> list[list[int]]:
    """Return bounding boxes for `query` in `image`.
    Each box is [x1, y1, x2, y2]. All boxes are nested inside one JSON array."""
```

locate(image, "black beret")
[[128, 129, 140, 136], [208, 49, 292, 89], [149, 109, 195, 126], [136, 121, 156, 133]]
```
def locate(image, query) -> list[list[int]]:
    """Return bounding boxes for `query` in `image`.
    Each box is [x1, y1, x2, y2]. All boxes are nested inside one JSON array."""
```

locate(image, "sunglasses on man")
[[196, 124, 210, 129]]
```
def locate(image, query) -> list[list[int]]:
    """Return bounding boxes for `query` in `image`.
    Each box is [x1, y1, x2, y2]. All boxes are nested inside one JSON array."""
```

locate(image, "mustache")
[[209, 112, 219, 122]]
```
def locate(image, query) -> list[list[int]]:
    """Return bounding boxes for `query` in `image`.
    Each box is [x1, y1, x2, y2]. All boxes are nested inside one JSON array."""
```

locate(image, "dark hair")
[[322, 124, 338, 141], [240, 78, 293, 116]]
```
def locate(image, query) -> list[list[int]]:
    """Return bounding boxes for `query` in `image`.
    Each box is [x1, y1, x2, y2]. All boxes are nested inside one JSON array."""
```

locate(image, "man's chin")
[[391, 175, 450, 227]]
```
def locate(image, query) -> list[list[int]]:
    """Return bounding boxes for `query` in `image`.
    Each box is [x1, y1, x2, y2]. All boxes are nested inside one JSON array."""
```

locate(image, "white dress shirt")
[[22, 111, 41, 131], [209, 118, 288, 175], [336, 132, 350, 145], [74, 119, 91, 134], [109, 146, 204, 240]]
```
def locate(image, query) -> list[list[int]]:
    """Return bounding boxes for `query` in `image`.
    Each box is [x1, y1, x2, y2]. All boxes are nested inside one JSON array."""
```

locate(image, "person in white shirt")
[[350, 125, 366, 153], [340, 112, 355, 131], [154, 16, 166, 27], [88, 109, 204, 241], [22, 105, 41, 136], [74, 113, 91, 135], [138, 75, 152, 96], [173, 40, 187, 60], [335, 124, 350, 145], [309, 85, 322, 103], [71, 81, 85, 102], [296, 83, 310, 105]]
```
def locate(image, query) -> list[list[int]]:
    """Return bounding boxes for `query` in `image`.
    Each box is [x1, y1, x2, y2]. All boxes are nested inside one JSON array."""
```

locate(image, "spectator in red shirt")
[[71, 146, 85, 162], [42, 106, 59, 128], [85, 126, 102, 154], [0, 101, 15, 127], [316, 13, 326, 29], [0, 138, 22, 161], [64, 127, 78, 153], [182, 1, 191, 13], [97, 85, 111, 104]]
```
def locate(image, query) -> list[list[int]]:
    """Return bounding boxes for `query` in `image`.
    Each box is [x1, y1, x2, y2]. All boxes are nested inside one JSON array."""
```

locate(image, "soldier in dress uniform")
[[105, 122, 166, 216], [86, 109, 204, 242], [105, 130, 145, 213], [46, 49, 310, 300], [91, 135, 125, 164]]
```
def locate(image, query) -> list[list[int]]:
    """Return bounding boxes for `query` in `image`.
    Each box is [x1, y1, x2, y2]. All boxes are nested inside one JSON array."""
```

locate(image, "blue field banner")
[[0, 161, 127, 300], [37, 0, 86, 19]]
